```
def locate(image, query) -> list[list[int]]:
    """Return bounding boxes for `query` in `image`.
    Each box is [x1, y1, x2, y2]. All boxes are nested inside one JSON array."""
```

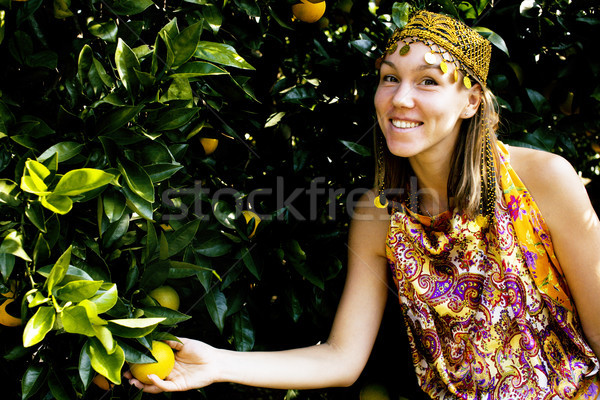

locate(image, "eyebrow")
[[380, 60, 442, 72]]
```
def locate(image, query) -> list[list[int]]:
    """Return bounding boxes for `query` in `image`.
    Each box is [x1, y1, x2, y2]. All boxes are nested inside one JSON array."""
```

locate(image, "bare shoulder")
[[508, 145, 592, 228], [347, 189, 391, 258], [509, 145, 578, 187]]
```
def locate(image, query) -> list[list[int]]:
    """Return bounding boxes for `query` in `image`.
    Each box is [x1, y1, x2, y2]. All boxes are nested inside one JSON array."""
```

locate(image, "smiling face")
[[374, 41, 481, 165]]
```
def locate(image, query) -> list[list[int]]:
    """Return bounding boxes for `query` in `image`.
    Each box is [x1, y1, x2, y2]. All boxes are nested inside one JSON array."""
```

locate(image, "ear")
[[461, 84, 482, 119]]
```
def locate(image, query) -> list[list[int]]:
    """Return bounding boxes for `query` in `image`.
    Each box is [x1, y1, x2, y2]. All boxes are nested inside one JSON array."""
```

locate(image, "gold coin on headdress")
[[374, 195, 388, 209], [387, 42, 398, 55], [439, 60, 448, 74], [463, 76, 472, 89], [453, 69, 459, 83], [424, 52, 436, 65], [399, 44, 410, 56]]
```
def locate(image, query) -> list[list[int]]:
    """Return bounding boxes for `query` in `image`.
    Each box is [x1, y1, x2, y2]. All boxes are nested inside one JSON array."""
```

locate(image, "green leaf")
[[21, 364, 48, 400], [142, 306, 192, 325], [122, 184, 154, 221], [0, 179, 22, 206], [53, 168, 114, 196], [97, 105, 144, 135], [117, 339, 157, 363], [103, 190, 127, 223], [170, 61, 228, 79], [233, 308, 255, 351], [153, 107, 200, 131], [62, 305, 96, 336], [118, 158, 154, 203], [109, 0, 153, 15], [205, 287, 227, 333], [87, 19, 118, 42], [55, 280, 103, 302], [41, 194, 73, 214], [340, 140, 371, 157], [144, 163, 183, 183], [473, 27, 509, 56], [23, 306, 56, 347], [239, 247, 259, 279], [0, 230, 32, 262], [21, 159, 50, 195], [0, 253, 16, 281], [89, 283, 118, 314], [171, 21, 202, 67], [115, 38, 140, 92], [194, 41, 255, 70], [203, 3, 223, 31], [48, 369, 72, 400], [88, 338, 124, 385], [392, 2, 412, 29], [110, 317, 166, 329], [33, 234, 50, 267], [37, 141, 84, 163], [145, 220, 158, 262], [94, 324, 116, 354], [167, 219, 201, 257], [25, 201, 46, 232], [46, 246, 72, 293], [102, 211, 130, 248], [213, 201, 237, 229], [79, 344, 94, 389], [526, 88, 551, 115]]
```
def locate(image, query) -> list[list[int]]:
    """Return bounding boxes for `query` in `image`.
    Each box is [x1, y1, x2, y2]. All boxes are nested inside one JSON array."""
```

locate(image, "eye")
[[421, 77, 438, 86], [382, 75, 398, 83]]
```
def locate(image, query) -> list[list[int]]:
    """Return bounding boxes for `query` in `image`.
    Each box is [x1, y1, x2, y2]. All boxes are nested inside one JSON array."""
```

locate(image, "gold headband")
[[380, 10, 492, 88]]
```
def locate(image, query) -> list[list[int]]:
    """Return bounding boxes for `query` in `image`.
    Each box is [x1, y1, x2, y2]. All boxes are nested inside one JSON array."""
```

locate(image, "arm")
[[512, 147, 600, 358], [127, 191, 391, 393]]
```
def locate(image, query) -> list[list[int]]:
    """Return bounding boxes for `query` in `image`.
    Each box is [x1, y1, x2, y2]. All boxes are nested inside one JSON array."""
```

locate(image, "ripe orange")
[[242, 210, 261, 238], [200, 138, 219, 155], [292, 0, 326, 23], [129, 341, 175, 385], [148, 285, 180, 311], [0, 298, 22, 327], [92, 374, 114, 390]]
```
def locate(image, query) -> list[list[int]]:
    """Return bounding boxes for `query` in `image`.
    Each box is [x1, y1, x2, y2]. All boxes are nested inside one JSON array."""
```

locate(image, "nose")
[[391, 82, 415, 108]]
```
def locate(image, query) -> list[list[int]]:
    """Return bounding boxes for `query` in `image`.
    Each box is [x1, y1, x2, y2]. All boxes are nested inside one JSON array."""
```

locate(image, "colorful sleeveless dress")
[[386, 142, 599, 399]]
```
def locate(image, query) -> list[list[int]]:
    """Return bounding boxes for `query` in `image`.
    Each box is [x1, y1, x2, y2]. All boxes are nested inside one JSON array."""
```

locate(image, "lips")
[[391, 119, 422, 129]]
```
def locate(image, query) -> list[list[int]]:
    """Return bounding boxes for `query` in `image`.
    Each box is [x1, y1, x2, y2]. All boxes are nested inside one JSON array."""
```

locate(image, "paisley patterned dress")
[[386, 143, 599, 399]]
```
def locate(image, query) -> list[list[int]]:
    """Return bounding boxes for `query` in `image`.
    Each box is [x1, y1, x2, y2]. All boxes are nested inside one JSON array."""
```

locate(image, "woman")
[[127, 10, 600, 399]]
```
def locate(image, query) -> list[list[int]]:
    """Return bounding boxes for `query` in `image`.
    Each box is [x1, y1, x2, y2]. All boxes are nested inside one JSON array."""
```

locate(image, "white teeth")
[[391, 119, 421, 129]]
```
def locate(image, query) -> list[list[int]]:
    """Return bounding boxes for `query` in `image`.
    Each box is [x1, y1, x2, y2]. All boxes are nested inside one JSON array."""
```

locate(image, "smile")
[[391, 119, 422, 129]]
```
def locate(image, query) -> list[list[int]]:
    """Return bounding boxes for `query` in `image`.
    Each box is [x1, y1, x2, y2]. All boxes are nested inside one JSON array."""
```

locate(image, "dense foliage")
[[0, 0, 597, 399]]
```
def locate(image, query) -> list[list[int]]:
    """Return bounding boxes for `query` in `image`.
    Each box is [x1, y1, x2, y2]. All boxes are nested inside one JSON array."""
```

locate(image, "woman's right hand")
[[124, 337, 219, 393]]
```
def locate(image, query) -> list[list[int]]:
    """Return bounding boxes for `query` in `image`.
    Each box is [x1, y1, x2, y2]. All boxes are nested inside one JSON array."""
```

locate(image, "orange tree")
[[0, 0, 598, 399]]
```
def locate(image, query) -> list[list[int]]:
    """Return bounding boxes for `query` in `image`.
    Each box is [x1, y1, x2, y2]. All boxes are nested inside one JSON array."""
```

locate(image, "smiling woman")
[[126, 9, 600, 400]]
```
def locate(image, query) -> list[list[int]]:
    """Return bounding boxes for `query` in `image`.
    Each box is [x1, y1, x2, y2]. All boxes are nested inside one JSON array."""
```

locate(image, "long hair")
[[375, 86, 501, 218]]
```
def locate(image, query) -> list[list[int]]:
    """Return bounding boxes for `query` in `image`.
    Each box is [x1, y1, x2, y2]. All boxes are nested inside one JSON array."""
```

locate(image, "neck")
[[408, 155, 451, 215]]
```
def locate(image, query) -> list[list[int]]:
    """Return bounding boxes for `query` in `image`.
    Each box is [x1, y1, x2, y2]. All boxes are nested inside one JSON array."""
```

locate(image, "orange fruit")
[[92, 374, 114, 390], [292, 0, 326, 23], [0, 298, 22, 327], [129, 341, 175, 385], [148, 285, 180, 311], [242, 210, 261, 238], [200, 138, 219, 155]]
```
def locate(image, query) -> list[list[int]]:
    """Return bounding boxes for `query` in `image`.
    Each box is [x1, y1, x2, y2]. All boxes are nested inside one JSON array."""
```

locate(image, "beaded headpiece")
[[379, 10, 492, 89]]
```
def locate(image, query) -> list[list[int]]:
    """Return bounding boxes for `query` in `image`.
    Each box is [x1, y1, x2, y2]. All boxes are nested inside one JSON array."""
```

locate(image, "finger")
[[147, 374, 181, 392], [127, 377, 165, 394], [166, 337, 186, 351], [123, 371, 132, 379]]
